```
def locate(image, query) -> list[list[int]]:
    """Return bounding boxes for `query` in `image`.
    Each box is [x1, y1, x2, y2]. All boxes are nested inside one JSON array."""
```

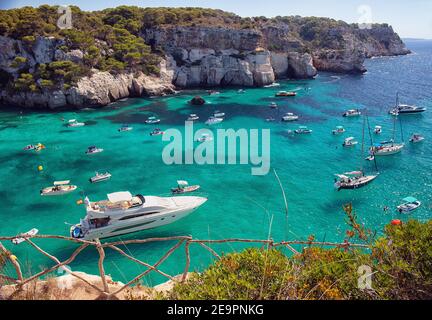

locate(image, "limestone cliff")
[[0, 7, 410, 109]]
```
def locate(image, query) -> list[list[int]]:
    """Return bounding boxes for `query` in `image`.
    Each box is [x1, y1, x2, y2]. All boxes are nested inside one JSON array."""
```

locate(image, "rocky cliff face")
[[0, 20, 409, 109]]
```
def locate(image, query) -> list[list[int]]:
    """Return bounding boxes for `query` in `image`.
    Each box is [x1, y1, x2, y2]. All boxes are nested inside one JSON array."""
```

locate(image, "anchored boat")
[[332, 126, 346, 135], [90, 172, 111, 183], [205, 116, 223, 125], [118, 124, 133, 132], [41, 181, 77, 196], [409, 134, 424, 143], [294, 126, 312, 134], [70, 191, 207, 240], [343, 137, 358, 147], [397, 197, 421, 213], [68, 119, 85, 127], [275, 91, 296, 97], [389, 93, 426, 115], [343, 109, 361, 117], [86, 146, 104, 154], [145, 116, 161, 124], [282, 113, 299, 122], [171, 180, 201, 194], [187, 114, 199, 121]]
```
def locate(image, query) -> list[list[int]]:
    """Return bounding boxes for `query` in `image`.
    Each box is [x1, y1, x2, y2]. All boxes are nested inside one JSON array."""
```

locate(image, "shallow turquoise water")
[[1, 41, 431, 285]]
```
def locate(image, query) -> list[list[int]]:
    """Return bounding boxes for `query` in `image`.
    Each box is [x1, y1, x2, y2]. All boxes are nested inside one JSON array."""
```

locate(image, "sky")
[[1, 0, 431, 39]]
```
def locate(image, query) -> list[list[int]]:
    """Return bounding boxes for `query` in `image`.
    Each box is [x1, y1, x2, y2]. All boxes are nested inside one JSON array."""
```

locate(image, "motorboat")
[[150, 128, 165, 136], [238, 89, 246, 93], [23, 144, 36, 151], [69, 191, 207, 240], [34, 143, 46, 152], [269, 102, 278, 109], [187, 114, 199, 121], [409, 134, 425, 143], [118, 124, 133, 132], [171, 180, 201, 194], [68, 119, 85, 127], [397, 197, 421, 213], [332, 126, 346, 135], [365, 155, 375, 161], [275, 91, 296, 97], [145, 116, 161, 124], [369, 142, 404, 156], [205, 116, 224, 125], [86, 146, 104, 154], [11, 228, 39, 245], [197, 133, 213, 142], [213, 110, 225, 118], [207, 90, 220, 95], [294, 126, 312, 134], [282, 113, 299, 122], [343, 137, 358, 147], [266, 117, 275, 122], [394, 104, 426, 114], [343, 109, 361, 117], [41, 181, 77, 196], [374, 126, 382, 134], [389, 93, 427, 115], [334, 172, 378, 191], [90, 172, 112, 183]]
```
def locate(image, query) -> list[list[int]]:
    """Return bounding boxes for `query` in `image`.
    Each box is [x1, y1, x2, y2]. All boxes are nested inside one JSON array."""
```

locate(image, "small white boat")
[[365, 155, 375, 161], [23, 144, 36, 151], [171, 180, 201, 194], [68, 119, 85, 127], [269, 102, 278, 109], [238, 89, 246, 93], [397, 197, 421, 213], [90, 172, 111, 183], [118, 124, 133, 132], [332, 126, 346, 135], [145, 116, 161, 124], [150, 128, 165, 136], [275, 91, 296, 97], [294, 126, 312, 134], [282, 113, 299, 122], [374, 126, 382, 134], [207, 90, 220, 95], [213, 110, 225, 118], [86, 146, 104, 154], [41, 181, 77, 196], [266, 117, 275, 122], [197, 133, 213, 142], [343, 109, 361, 117], [11, 228, 39, 245], [409, 134, 425, 143], [205, 116, 224, 125], [187, 114, 199, 121], [343, 137, 358, 147]]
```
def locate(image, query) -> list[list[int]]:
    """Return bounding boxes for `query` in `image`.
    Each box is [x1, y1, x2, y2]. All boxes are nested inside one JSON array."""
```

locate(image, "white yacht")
[[205, 116, 223, 125], [343, 137, 358, 147], [409, 134, 425, 143], [68, 119, 85, 127], [70, 192, 207, 240], [89, 172, 111, 183], [213, 110, 225, 118], [118, 124, 133, 132], [343, 109, 361, 117], [282, 113, 299, 122], [86, 146, 104, 154], [187, 114, 199, 121], [145, 116, 161, 124], [369, 142, 404, 156], [332, 126, 346, 135]]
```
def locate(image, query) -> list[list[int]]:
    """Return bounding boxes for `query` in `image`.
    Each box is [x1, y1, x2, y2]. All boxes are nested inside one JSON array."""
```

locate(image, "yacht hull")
[[79, 204, 202, 240]]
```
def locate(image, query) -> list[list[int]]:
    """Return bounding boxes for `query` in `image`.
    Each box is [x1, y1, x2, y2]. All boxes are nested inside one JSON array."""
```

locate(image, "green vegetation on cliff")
[[168, 220, 432, 300]]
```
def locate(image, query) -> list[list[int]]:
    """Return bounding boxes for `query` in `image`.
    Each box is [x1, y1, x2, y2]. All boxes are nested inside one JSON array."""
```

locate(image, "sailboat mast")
[[360, 114, 366, 173], [366, 114, 379, 172]]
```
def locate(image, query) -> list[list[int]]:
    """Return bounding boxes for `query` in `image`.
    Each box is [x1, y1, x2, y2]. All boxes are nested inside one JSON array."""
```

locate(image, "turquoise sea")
[[1, 40, 431, 286]]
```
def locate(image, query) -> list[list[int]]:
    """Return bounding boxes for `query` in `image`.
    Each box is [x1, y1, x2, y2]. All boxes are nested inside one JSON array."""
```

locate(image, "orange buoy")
[[391, 219, 402, 226], [37, 165, 43, 171], [76, 199, 84, 205]]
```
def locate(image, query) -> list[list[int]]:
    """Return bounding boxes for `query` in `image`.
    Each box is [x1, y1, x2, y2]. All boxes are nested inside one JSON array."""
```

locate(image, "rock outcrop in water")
[[0, 7, 410, 109]]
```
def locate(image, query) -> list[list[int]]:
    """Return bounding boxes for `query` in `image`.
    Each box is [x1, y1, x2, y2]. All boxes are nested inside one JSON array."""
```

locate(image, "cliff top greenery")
[[0, 5, 398, 94], [166, 219, 432, 300]]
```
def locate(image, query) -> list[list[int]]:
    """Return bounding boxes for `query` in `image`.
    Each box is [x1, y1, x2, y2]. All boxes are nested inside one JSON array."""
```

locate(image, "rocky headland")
[[0, 7, 410, 109]]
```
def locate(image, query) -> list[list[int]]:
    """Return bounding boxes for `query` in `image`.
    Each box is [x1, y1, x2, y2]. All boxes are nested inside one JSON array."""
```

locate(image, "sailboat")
[[334, 115, 378, 191], [369, 110, 404, 156]]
